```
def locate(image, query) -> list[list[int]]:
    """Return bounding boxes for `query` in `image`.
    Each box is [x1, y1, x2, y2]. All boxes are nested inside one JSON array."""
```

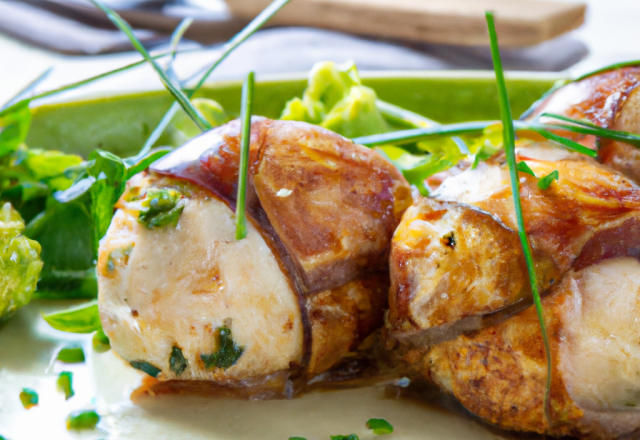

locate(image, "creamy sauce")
[[0, 302, 509, 440]]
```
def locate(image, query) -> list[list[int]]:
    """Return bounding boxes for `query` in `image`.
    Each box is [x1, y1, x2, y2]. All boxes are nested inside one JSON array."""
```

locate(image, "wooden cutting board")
[[226, 0, 586, 47]]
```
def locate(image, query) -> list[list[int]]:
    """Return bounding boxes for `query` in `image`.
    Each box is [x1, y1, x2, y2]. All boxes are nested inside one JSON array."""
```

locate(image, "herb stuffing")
[[137, 188, 184, 229], [201, 325, 245, 370], [66, 409, 100, 431], [19, 388, 38, 409], [170, 346, 188, 376], [130, 361, 162, 378]]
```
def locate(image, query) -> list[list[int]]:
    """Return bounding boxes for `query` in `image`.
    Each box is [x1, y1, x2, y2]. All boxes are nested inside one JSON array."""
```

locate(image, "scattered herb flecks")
[[106, 244, 133, 272], [130, 361, 162, 378], [19, 388, 38, 409], [441, 231, 456, 248], [92, 328, 111, 353], [170, 346, 188, 376], [137, 188, 184, 229], [57, 346, 85, 363], [331, 435, 359, 440], [538, 170, 559, 190], [57, 371, 74, 400], [201, 325, 245, 370], [289, 437, 307, 440], [366, 418, 394, 435], [66, 409, 100, 431], [516, 161, 536, 177]]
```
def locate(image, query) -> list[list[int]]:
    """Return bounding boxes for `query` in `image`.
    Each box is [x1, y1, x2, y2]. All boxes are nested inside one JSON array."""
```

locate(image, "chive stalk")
[[236, 72, 255, 241], [486, 11, 552, 423], [1, 67, 52, 112], [88, 0, 211, 131], [133, 0, 292, 162]]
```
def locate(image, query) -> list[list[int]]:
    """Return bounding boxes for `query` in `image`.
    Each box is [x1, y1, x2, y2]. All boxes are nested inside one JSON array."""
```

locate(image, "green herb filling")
[[201, 325, 245, 370], [130, 360, 162, 377], [137, 188, 184, 229]]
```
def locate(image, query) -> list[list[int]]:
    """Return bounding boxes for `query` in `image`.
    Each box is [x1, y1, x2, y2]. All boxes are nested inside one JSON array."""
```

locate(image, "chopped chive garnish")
[[486, 11, 552, 423], [66, 410, 100, 431], [170, 346, 188, 376], [19, 388, 38, 409], [330, 435, 359, 440], [88, 0, 211, 131], [134, 0, 291, 162], [201, 325, 245, 370], [538, 170, 559, 190], [235, 71, 255, 241], [57, 346, 86, 363], [92, 328, 111, 353], [43, 300, 101, 333], [57, 371, 74, 400], [130, 361, 162, 377], [516, 161, 536, 177], [366, 418, 394, 435]]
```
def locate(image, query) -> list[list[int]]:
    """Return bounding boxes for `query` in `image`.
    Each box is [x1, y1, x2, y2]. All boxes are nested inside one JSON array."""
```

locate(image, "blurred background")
[[1, 0, 638, 104]]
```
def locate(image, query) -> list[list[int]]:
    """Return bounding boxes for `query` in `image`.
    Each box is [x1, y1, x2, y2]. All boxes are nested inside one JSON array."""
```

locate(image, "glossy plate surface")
[[1, 72, 560, 440]]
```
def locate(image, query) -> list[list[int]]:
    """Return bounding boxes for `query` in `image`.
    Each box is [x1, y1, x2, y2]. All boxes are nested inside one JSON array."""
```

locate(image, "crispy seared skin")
[[527, 66, 640, 184], [389, 147, 640, 340]]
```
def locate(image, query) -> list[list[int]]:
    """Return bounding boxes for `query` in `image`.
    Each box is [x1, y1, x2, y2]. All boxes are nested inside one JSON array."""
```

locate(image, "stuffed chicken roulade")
[[387, 142, 640, 438], [97, 118, 412, 396]]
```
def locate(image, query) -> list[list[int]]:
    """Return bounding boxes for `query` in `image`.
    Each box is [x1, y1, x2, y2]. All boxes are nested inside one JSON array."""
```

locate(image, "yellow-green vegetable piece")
[[0, 202, 43, 320], [281, 61, 389, 138]]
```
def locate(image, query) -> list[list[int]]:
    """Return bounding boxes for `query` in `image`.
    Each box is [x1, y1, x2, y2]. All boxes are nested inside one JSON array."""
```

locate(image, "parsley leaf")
[[201, 325, 245, 370], [366, 418, 394, 435]]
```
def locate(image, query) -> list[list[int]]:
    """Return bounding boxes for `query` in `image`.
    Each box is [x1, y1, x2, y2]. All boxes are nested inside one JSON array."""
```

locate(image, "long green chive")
[[486, 11, 552, 424], [354, 121, 491, 147], [1, 67, 52, 111], [133, 0, 292, 162], [0, 51, 177, 117], [235, 72, 255, 241], [575, 60, 640, 81], [88, 0, 211, 131], [166, 18, 194, 81], [539, 112, 640, 147]]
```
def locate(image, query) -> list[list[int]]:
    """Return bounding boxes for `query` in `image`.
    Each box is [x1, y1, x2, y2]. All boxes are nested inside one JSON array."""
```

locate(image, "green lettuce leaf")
[[0, 202, 43, 320]]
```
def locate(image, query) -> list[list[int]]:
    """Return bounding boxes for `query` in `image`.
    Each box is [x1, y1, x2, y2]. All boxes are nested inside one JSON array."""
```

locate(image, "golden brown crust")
[[424, 287, 584, 437], [389, 153, 640, 339]]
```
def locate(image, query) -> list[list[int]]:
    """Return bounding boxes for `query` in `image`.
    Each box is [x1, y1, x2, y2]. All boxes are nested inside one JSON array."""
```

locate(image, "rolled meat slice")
[[526, 66, 640, 184], [98, 118, 412, 396], [387, 142, 640, 437]]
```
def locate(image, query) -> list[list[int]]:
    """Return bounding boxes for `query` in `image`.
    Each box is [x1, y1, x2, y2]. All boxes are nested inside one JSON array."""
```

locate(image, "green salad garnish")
[[0, 202, 42, 320]]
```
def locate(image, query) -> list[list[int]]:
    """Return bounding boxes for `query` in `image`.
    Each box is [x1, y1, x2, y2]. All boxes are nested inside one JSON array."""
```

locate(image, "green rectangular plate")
[[1, 72, 560, 440]]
